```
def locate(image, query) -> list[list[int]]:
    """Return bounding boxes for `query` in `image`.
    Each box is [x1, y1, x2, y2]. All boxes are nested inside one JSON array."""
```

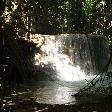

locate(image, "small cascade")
[[30, 34, 109, 81], [57, 34, 93, 74]]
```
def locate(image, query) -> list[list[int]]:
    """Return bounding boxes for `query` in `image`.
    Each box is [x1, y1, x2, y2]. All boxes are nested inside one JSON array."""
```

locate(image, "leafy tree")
[[0, 0, 112, 102]]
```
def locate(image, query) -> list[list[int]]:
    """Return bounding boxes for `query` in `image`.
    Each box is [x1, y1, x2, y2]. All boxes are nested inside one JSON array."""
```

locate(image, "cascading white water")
[[18, 34, 110, 105], [30, 34, 109, 81]]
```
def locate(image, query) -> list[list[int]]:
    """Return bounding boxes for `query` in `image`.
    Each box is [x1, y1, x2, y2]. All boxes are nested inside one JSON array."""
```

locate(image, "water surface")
[[13, 81, 86, 104]]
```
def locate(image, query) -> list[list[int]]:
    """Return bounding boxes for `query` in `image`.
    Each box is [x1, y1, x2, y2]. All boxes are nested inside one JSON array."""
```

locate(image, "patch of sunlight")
[[11, 93, 17, 96], [12, 2, 18, 11], [55, 86, 75, 104], [3, 1, 19, 23], [34, 86, 76, 104], [3, 7, 11, 23], [7, 101, 16, 106], [34, 108, 48, 112]]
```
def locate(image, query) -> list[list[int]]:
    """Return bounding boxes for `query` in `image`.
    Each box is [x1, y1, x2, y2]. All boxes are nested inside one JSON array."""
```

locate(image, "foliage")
[[0, 0, 35, 102], [0, 0, 112, 103]]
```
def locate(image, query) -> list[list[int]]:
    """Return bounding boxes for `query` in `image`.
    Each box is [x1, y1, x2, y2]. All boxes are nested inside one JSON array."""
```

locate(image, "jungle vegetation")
[[0, 0, 112, 106]]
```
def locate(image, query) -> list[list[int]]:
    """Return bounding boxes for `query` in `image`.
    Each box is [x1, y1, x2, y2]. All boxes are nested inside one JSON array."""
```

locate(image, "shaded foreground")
[[1, 80, 112, 112], [1, 93, 112, 112]]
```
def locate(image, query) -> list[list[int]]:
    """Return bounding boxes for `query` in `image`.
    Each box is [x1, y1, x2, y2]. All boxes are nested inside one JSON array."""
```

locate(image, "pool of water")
[[12, 81, 86, 105]]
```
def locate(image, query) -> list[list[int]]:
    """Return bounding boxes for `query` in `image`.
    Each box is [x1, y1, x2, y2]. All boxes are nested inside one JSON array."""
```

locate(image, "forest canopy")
[[0, 0, 112, 36], [0, 0, 112, 89], [0, 1, 112, 109]]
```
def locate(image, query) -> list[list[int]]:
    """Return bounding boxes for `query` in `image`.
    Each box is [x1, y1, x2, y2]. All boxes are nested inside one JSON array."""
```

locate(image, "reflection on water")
[[32, 81, 84, 104], [55, 86, 75, 104], [35, 86, 75, 104], [13, 81, 92, 104], [23, 34, 106, 104]]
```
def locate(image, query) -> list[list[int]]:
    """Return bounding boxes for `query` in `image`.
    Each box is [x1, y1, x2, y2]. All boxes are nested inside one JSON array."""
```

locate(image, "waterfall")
[[30, 34, 110, 81]]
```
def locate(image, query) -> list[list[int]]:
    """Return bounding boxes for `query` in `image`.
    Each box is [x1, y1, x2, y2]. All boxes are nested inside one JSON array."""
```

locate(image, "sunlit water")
[[12, 34, 109, 105], [13, 81, 86, 104], [34, 81, 77, 104], [20, 34, 109, 105]]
